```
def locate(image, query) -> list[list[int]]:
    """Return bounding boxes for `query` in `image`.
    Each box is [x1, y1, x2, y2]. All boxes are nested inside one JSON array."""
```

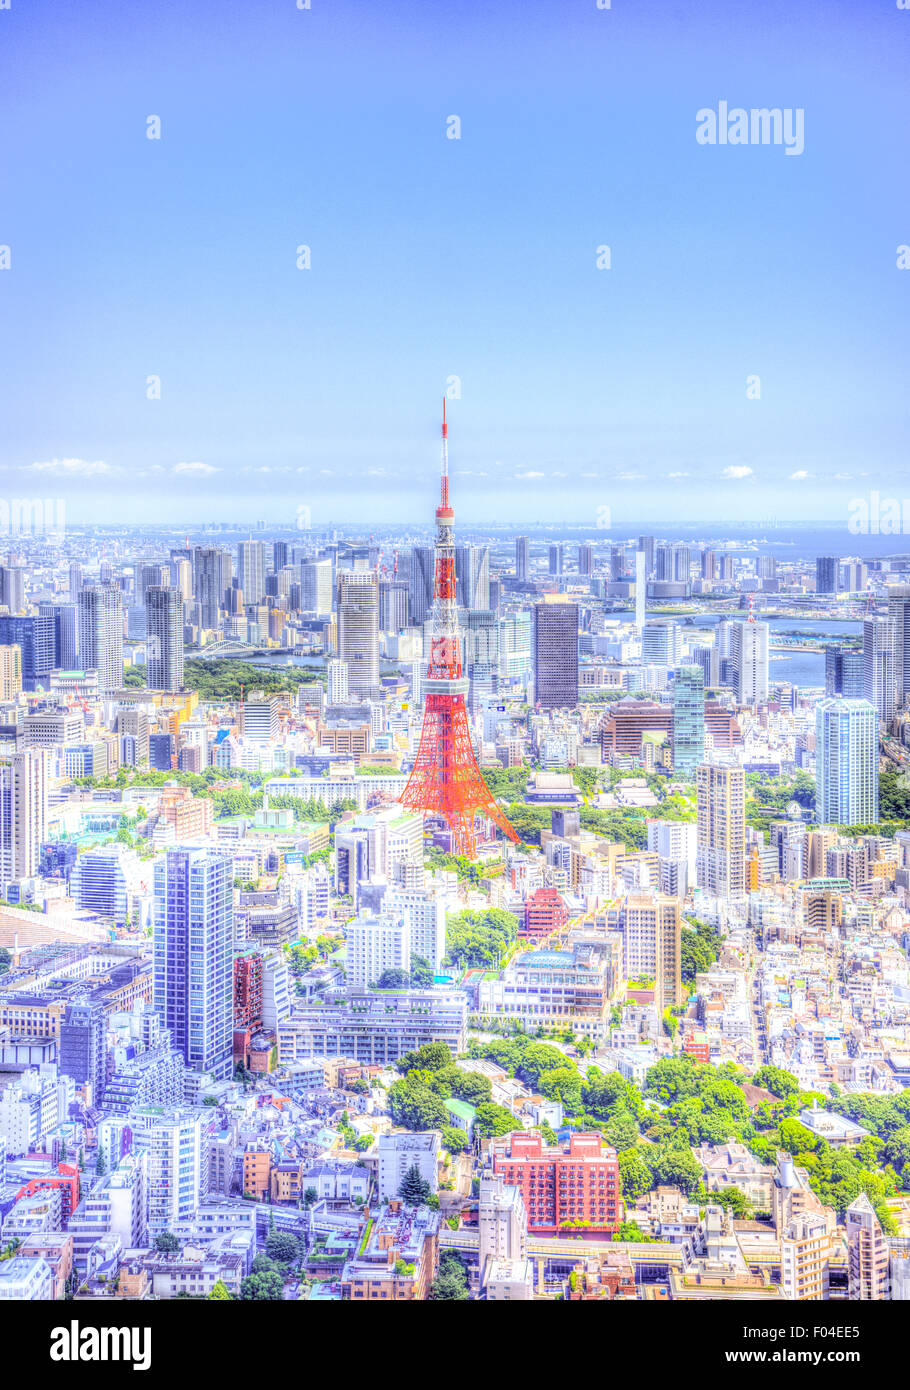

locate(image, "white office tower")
[[145, 585, 184, 692], [0, 747, 47, 896], [647, 819, 697, 898], [642, 621, 683, 665], [345, 913, 411, 987], [300, 558, 334, 616], [241, 694, 279, 743], [337, 569, 380, 697], [237, 540, 267, 604], [327, 658, 349, 704], [863, 616, 899, 722], [130, 1108, 205, 1235], [815, 697, 878, 826], [261, 952, 291, 1028], [382, 885, 448, 972], [634, 550, 646, 634], [153, 849, 234, 1080], [732, 618, 769, 706], [78, 582, 123, 694], [478, 1172, 527, 1271]]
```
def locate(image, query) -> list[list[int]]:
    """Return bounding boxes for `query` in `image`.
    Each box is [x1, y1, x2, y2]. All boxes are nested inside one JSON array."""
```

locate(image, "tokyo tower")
[[399, 404, 520, 858]]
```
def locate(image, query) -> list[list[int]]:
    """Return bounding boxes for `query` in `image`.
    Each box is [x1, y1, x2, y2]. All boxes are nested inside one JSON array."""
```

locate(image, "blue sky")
[[0, 0, 907, 530]]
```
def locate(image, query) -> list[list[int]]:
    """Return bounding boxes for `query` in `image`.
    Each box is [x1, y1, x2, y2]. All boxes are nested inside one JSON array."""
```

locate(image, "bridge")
[[439, 1227, 681, 1285], [192, 640, 266, 659]]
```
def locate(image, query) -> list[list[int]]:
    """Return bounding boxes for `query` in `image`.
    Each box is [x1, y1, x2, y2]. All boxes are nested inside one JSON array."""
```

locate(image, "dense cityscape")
[[0, 432, 909, 1310]]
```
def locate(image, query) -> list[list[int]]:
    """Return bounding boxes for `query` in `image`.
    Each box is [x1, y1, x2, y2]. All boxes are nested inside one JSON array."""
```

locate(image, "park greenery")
[[443, 909, 520, 971]]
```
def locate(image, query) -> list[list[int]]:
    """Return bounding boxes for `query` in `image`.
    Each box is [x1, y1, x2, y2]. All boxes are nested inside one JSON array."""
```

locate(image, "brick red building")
[[234, 953, 264, 1029], [16, 1163, 80, 1225], [491, 1131, 622, 1237], [521, 887, 568, 942]]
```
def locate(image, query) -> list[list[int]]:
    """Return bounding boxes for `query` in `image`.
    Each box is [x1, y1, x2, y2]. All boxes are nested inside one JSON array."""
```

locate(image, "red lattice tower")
[[400, 402, 519, 858]]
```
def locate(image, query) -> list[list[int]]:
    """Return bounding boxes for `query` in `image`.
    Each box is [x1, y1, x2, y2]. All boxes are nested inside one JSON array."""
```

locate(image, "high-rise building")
[[0, 614, 54, 690], [696, 763, 746, 898], [379, 579, 409, 632], [192, 547, 224, 629], [701, 548, 717, 584], [153, 848, 233, 1080], [68, 562, 83, 603], [672, 665, 705, 776], [241, 695, 279, 744], [731, 619, 769, 706], [0, 748, 47, 895], [845, 1193, 888, 1301], [0, 645, 22, 701], [656, 544, 690, 585], [78, 583, 123, 694], [815, 697, 878, 826], [327, 658, 349, 704], [515, 536, 530, 581], [456, 544, 490, 610], [532, 601, 578, 709], [59, 1000, 106, 1103], [637, 536, 655, 576], [887, 587, 910, 704], [548, 543, 564, 578], [336, 570, 380, 697], [577, 543, 593, 577], [618, 894, 683, 1009], [237, 540, 267, 605], [863, 616, 899, 721], [40, 602, 79, 671], [345, 914, 411, 987], [816, 556, 840, 594], [273, 540, 288, 572], [300, 558, 333, 616], [825, 644, 865, 698], [408, 546, 435, 627], [145, 586, 184, 693], [0, 565, 25, 614], [491, 1131, 621, 1237], [634, 551, 646, 634], [609, 545, 626, 582]]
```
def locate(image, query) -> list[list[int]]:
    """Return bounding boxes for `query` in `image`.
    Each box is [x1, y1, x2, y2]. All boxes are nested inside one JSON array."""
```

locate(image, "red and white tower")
[[400, 403, 519, 858]]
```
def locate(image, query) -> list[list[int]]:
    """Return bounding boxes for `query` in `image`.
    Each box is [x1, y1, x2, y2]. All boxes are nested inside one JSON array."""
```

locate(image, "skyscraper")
[[548, 543, 564, 578], [455, 544, 490, 610], [408, 546, 435, 626], [192, 547, 224, 629], [816, 556, 840, 594], [273, 540, 288, 572], [637, 536, 655, 576], [0, 748, 47, 895], [0, 614, 54, 690], [732, 619, 769, 706], [696, 763, 746, 898], [300, 558, 333, 616], [145, 586, 184, 693], [672, 665, 705, 776], [888, 587, 910, 704], [845, 1193, 888, 1301], [336, 569, 380, 697], [515, 535, 530, 581], [577, 543, 593, 577], [825, 644, 865, 699], [634, 551, 646, 634], [532, 601, 578, 709], [0, 645, 21, 701], [153, 848, 233, 1080], [237, 540, 267, 605], [815, 697, 878, 826], [78, 583, 123, 694], [863, 616, 898, 722]]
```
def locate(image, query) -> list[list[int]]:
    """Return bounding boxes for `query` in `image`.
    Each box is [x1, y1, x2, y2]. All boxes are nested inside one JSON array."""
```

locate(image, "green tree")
[[429, 1249, 470, 1301], [0, 946, 10, 976], [94, 1146, 107, 1176], [376, 967, 411, 990], [240, 1270, 284, 1300], [399, 1163, 432, 1206], [387, 1078, 449, 1131], [303, 1187, 318, 1207], [472, 1102, 523, 1138], [154, 1232, 180, 1254], [265, 1231, 300, 1266], [618, 1148, 653, 1203], [207, 1279, 233, 1300], [751, 1065, 800, 1099], [441, 1125, 469, 1154]]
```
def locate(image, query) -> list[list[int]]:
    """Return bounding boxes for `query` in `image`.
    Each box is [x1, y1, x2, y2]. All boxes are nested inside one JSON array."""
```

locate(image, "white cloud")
[[616, 472, 646, 481], [833, 472, 853, 480], [173, 461, 219, 476], [30, 457, 118, 477], [667, 471, 689, 478], [515, 470, 545, 479], [722, 465, 754, 479], [580, 471, 599, 478], [789, 470, 812, 480]]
